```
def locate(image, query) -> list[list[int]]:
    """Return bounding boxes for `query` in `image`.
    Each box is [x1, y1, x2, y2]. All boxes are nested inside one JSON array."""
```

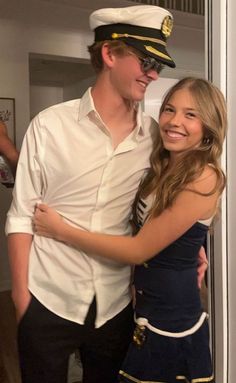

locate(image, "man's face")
[[110, 49, 161, 102]]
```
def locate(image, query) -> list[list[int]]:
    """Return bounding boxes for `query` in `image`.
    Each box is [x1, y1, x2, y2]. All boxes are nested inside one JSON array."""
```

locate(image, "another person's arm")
[[0, 121, 19, 176], [34, 167, 218, 265]]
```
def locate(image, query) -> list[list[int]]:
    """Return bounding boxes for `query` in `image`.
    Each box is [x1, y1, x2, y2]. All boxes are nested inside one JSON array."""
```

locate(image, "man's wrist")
[[11, 287, 30, 302]]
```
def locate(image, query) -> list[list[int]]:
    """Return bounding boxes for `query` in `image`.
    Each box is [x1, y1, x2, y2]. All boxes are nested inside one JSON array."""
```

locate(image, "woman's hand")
[[33, 204, 64, 240], [197, 246, 208, 289]]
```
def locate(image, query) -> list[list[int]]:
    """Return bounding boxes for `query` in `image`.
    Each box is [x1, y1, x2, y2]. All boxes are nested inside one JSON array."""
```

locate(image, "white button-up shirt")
[[6, 88, 157, 327]]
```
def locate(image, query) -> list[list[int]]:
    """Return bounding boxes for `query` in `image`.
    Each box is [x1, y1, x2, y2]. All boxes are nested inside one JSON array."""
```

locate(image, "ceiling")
[[129, 0, 204, 15], [41, 0, 204, 15], [39, 0, 135, 12]]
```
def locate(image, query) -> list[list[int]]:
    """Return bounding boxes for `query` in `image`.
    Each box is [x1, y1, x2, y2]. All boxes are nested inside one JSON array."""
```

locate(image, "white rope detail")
[[135, 312, 208, 338]]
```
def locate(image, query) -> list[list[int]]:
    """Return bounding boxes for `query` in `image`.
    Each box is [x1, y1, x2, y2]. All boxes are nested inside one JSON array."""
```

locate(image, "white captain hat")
[[90, 5, 176, 68]]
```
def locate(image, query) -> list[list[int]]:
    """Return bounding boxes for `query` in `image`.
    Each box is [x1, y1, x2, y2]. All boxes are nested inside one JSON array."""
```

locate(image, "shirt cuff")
[[5, 216, 34, 235]]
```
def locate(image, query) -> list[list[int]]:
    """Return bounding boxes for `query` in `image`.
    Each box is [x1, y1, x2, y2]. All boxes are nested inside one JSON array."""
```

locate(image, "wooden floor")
[[0, 290, 21, 383]]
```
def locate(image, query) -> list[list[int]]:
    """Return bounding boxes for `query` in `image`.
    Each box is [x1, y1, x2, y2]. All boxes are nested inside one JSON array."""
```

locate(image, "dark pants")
[[18, 295, 134, 383]]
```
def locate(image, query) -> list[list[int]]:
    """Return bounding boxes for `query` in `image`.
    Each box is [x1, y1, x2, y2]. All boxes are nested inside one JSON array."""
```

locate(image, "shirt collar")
[[78, 88, 96, 120], [78, 88, 145, 137], [134, 103, 145, 137]]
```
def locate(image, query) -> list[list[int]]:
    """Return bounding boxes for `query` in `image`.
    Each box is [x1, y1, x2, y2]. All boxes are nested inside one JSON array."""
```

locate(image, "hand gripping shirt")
[[5, 88, 157, 328]]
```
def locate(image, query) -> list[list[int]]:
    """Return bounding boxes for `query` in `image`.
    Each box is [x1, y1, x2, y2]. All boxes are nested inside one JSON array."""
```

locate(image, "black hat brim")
[[94, 23, 176, 68], [122, 38, 176, 68]]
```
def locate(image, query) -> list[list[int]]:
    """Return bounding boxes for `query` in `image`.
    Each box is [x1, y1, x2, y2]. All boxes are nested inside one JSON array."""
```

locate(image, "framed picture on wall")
[[0, 97, 16, 144]]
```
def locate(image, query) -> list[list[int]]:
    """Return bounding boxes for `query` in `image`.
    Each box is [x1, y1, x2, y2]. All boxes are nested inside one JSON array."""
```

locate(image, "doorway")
[[29, 53, 95, 119]]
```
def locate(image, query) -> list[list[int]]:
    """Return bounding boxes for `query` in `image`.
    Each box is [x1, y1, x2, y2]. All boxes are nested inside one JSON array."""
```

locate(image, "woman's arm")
[[34, 167, 219, 265]]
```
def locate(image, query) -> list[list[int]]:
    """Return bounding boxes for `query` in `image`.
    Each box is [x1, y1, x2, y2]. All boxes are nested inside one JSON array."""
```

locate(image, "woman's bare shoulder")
[[190, 165, 219, 195]]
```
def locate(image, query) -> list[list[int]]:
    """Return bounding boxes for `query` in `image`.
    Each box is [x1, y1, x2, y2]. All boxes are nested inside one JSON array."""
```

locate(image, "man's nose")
[[146, 69, 159, 81]]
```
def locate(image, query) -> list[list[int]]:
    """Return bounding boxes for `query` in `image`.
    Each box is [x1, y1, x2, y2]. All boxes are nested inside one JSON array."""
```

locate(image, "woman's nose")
[[169, 113, 182, 126]]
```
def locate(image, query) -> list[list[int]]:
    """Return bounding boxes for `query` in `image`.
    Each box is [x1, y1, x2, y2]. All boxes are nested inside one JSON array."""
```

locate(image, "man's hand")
[[197, 246, 208, 289]]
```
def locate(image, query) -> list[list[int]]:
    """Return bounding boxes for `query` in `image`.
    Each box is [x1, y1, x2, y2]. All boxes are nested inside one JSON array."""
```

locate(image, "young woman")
[[33, 77, 227, 383]]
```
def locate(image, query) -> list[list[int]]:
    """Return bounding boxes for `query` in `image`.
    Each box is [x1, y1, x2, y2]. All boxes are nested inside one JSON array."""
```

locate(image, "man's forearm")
[[8, 233, 33, 307]]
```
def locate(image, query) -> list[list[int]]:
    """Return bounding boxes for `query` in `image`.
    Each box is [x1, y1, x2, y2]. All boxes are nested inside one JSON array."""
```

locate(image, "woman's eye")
[[164, 106, 174, 113], [186, 112, 196, 118]]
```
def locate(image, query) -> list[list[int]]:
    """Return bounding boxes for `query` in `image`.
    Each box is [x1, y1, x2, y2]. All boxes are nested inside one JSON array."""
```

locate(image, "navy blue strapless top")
[[133, 197, 209, 330]]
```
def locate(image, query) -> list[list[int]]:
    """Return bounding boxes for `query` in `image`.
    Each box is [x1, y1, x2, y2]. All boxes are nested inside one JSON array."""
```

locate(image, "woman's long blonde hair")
[[135, 77, 227, 219]]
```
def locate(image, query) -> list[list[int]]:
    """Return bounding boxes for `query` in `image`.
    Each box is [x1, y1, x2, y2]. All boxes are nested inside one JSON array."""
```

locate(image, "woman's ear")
[[101, 43, 115, 68]]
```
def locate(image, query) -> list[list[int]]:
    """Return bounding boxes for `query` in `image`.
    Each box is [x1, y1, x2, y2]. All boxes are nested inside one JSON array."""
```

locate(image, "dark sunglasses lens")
[[155, 63, 164, 73], [141, 59, 152, 72], [141, 58, 164, 74]]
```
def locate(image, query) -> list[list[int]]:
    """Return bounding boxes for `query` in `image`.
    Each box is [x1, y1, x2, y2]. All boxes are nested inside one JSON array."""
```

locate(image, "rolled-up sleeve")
[[6, 115, 45, 235]]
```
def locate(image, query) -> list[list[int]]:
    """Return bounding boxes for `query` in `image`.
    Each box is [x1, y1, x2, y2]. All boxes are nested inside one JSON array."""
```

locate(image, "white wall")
[[29, 77, 96, 119], [30, 85, 63, 119], [63, 75, 96, 101], [163, 10, 205, 79], [0, 0, 204, 291], [144, 78, 178, 120]]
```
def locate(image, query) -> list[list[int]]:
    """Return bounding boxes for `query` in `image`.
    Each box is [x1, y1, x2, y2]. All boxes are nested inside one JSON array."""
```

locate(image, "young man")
[[6, 5, 176, 383]]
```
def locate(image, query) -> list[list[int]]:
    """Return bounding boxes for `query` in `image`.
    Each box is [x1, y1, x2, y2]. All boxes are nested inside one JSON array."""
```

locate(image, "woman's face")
[[159, 88, 204, 160]]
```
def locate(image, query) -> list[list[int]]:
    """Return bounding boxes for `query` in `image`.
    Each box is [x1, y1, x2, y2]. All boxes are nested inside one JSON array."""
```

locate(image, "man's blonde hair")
[[88, 40, 131, 73]]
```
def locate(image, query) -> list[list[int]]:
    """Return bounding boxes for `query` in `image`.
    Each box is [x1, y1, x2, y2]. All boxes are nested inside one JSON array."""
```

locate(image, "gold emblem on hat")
[[161, 15, 173, 38]]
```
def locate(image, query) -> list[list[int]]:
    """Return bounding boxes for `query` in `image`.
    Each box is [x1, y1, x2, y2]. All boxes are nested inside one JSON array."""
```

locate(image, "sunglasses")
[[139, 56, 164, 74], [129, 51, 164, 74]]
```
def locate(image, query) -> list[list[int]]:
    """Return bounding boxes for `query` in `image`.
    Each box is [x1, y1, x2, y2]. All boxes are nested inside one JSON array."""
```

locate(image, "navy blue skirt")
[[119, 319, 214, 383]]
